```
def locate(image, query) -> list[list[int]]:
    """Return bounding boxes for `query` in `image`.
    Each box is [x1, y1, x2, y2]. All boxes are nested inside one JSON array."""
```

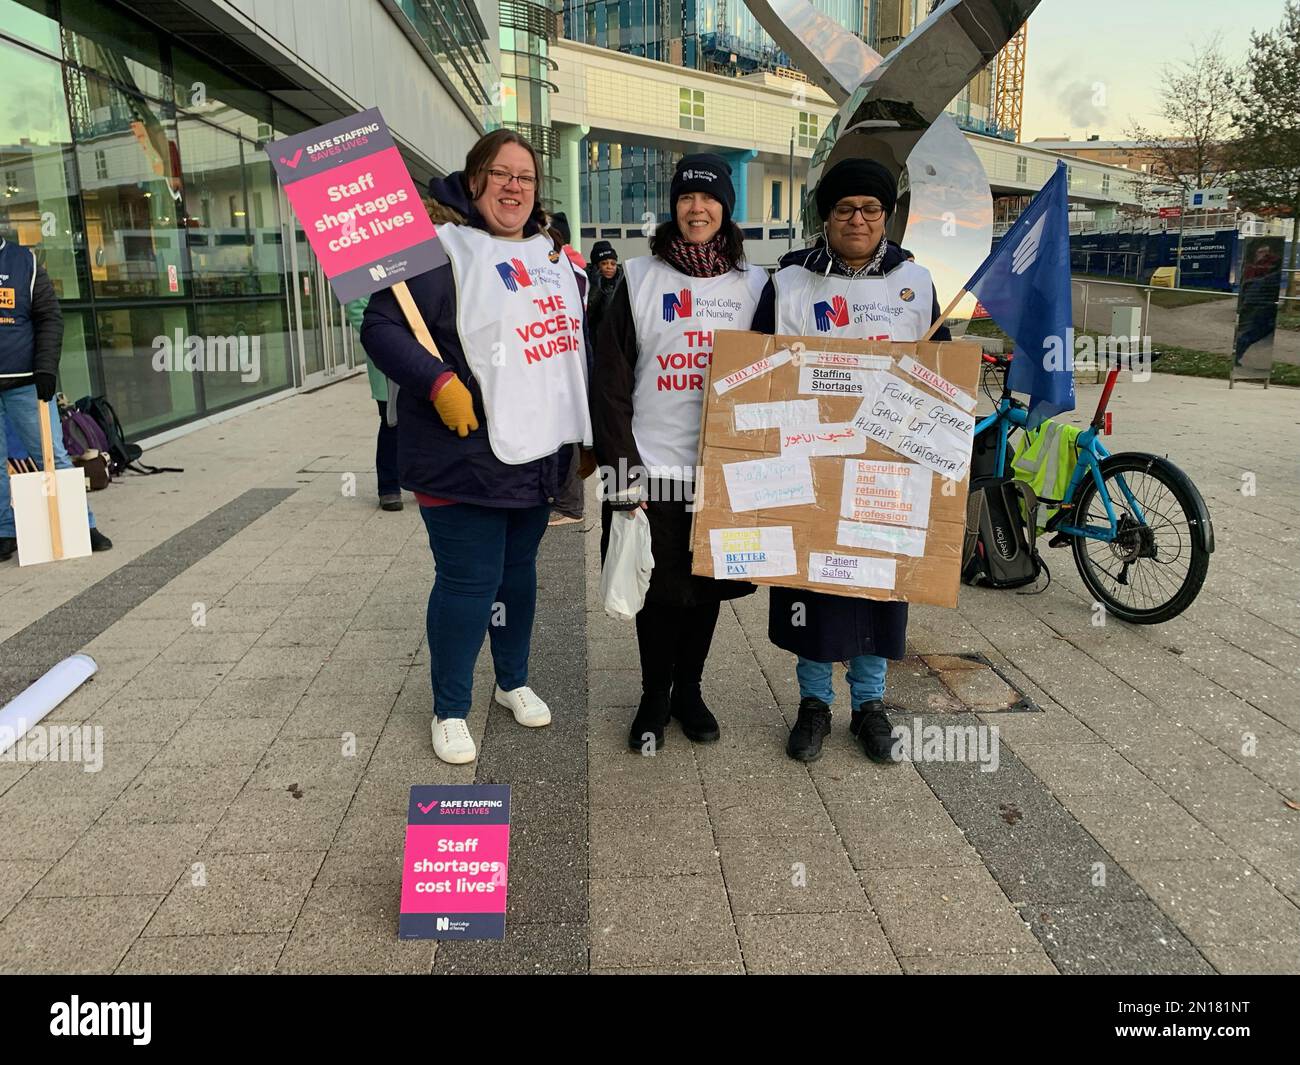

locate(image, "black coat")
[[591, 275, 754, 609], [754, 240, 950, 663]]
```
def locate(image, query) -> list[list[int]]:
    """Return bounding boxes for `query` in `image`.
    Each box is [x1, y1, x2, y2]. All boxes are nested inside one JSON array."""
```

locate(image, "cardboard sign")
[[267, 108, 445, 302], [398, 784, 510, 940], [691, 332, 982, 609]]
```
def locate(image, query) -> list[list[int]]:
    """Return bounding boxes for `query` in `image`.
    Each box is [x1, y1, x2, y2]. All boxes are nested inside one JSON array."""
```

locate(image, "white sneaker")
[[494, 685, 552, 727], [431, 717, 477, 764]]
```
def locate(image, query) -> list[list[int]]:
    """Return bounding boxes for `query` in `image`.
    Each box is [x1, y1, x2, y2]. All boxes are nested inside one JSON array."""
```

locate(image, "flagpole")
[[921, 288, 968, 342]]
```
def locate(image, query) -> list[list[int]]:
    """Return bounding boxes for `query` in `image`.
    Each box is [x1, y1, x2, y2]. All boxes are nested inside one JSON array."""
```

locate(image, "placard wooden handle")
[[391, 280, 441, 359], [37, 395, 63, 560], [922, 287, 968, 342]]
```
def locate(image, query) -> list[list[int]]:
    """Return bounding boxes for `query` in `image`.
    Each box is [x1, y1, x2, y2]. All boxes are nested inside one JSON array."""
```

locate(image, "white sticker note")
[[713, 347, 793, 395], [808, 552, 897, 590], [896, 354, 977, 412], [723, 456, 816, 512], [733, 399, 820, 432], [810, 351, 894, 371], [709, 526, 797, 578], [840, 459, 933, 528], [837, 520, 927, 557], [798, 364, 867, 397], [780, 422, 866, 457], [851, 373, 975, 480]]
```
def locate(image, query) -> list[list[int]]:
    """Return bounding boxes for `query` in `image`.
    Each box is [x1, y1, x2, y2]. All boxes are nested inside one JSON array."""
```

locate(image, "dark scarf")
[[829, 236, 889, 279], [660, 232, 732, 278]]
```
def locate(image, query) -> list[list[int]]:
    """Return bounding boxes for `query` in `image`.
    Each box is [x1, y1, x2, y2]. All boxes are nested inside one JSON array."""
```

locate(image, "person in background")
[[585, 241, 622, 338], [591, 154, 766, 752], [345, 296, 402, 512], [751, 158, 949, 765], [547, 210, 590, 527], [361, 130, 591, 765], [0, 235, 110, 561]]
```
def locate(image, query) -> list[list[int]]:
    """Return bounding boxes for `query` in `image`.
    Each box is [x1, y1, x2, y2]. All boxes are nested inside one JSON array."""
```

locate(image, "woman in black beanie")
[[591, 153, 767, 752]]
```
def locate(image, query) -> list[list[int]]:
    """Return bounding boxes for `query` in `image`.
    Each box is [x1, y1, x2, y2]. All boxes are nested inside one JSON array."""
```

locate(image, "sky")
[[1020, 0, 1289, 143]]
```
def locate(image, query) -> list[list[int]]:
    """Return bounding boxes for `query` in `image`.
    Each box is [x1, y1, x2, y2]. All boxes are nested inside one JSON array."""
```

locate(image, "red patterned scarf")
[[660, 232, 732, 278]]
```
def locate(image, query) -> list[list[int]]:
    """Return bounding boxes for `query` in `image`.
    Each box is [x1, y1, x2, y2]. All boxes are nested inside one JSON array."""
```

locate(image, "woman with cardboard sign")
[[361, 130, 592, 766], [592, 154, 767, 753], [751, 158, 950, 766]]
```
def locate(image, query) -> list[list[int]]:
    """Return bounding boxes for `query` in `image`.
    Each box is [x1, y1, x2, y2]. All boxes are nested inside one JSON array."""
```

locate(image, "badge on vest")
[[899, 287, 915, 302]]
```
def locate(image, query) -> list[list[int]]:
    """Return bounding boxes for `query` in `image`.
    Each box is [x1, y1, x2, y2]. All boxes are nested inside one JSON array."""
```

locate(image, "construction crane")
[[994, 21, 1027, 142]]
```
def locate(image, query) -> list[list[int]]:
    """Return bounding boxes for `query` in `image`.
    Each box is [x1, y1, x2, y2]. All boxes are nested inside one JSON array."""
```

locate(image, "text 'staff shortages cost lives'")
[[266, 108, 445, 302]]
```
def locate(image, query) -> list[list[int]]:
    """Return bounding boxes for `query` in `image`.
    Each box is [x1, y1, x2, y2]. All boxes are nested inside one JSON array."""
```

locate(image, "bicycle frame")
[[975, 366, 1147, 544]]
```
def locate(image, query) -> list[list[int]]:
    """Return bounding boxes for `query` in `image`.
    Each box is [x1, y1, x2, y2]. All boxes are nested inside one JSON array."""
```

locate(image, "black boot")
[[850, 700, 898, 764], [628, 691, 671, 753], [0, 537, 15, 562], [89, 528, 113, 552], [787, 697, 832, 762], [670, 685, 720, 743]]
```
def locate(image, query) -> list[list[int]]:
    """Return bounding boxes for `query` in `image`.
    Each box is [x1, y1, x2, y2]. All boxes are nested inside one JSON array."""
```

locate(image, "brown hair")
[[463, 129, 547, 234]]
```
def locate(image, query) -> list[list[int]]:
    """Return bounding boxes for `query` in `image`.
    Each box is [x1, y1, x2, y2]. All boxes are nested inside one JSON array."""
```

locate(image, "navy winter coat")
[[359, 174, 583, 508]]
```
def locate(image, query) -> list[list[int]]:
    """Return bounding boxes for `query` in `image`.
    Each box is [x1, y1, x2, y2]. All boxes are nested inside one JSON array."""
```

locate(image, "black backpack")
[[74, 395, 183, 476], [961, 422, 1046, 590]]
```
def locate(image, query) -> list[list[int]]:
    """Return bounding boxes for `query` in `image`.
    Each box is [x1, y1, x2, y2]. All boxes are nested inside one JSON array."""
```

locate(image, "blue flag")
[[966, 160, 1075, 428]]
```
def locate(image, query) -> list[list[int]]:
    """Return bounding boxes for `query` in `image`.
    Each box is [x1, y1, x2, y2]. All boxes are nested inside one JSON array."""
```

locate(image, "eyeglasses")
[[485, 167, 537, 190], [830, 203, 885, 222]]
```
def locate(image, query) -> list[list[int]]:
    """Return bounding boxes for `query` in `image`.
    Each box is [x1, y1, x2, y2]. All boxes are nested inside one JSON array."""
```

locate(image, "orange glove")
[[432, 375, 479, 437]]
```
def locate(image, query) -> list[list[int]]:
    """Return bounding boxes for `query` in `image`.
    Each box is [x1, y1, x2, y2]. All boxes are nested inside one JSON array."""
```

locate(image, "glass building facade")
[[1, 0, 494, 438], [561, 0, 862, 225], [499, 0, 560, 207]]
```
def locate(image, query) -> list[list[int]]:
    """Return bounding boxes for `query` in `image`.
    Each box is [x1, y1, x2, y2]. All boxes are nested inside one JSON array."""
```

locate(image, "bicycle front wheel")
[[1070, 454, 1210, 624]]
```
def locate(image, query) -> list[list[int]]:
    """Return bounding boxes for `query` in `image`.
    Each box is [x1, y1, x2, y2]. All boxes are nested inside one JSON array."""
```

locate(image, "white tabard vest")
[[623, 255, 766, 477], [437, 223, 592, 465], [774, 257, 937, 342]]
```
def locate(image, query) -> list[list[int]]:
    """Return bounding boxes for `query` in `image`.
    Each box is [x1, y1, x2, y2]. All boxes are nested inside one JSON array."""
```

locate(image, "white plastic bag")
[[601, 508, 654, 621]]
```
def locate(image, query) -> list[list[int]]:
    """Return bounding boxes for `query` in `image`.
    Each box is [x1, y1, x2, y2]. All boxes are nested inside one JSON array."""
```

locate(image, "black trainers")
[[850, 700, 898, 764], [628, 691, 671, 753], [0, 536, 15, 562], [379, 495, 404, 512], [787, 697, 832, 762], [670, 686, 720, 743], [89, 528, 113, 552]]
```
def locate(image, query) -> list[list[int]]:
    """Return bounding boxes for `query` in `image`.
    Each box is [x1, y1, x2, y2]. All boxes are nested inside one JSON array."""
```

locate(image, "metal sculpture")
[[745, 0, 1041, 325]]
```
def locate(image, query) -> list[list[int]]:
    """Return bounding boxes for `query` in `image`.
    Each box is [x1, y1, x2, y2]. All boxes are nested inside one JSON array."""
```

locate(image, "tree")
[[1127, 36, 1238, 193], [1229, 1, 1300, 284]]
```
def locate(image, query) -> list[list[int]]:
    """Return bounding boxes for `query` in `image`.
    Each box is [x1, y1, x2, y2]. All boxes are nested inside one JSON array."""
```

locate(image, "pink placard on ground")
[[398, 785, 511, 939]]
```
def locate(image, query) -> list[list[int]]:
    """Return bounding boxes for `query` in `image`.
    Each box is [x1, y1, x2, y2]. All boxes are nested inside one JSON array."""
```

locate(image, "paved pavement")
[[0, 369, 1297, 974]]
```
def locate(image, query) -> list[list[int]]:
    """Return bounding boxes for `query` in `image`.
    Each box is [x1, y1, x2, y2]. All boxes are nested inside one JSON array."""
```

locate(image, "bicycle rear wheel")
[[1070, 454, 1210, 624]]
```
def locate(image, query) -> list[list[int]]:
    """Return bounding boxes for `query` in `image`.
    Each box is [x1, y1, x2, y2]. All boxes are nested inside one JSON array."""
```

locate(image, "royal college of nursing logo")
[[812, 294, 849, 332], [899, 287, 915, 302], [662, 288, 692, 322], [495, 258, 532, 292]]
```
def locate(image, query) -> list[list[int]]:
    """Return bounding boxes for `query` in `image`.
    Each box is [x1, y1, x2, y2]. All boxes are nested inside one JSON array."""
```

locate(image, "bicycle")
[[973, 350, 1214, 624]]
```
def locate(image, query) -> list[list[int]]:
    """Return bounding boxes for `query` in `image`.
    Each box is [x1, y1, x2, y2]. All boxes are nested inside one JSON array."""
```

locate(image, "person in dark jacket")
[[751, 158, 950, 765], [585, 241, 622, 338], [360, 130, 591, 765], [591, 154, 767, 752], [0, 236, 110, 560]]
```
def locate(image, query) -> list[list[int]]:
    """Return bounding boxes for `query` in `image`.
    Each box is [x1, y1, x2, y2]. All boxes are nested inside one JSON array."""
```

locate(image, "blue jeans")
[[796, 654, 888, 708], [420, 502, 550, 719], [0, 385, 96, 538]]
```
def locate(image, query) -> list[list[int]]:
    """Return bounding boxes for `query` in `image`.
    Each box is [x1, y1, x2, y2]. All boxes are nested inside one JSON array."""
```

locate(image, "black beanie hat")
[[670, 153, 736, 223], [591, 240, 618, 264], [815, 159, 897, 219]]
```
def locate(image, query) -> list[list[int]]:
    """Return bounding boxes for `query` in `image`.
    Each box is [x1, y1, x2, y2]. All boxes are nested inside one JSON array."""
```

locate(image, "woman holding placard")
[[591, 154, 767, 753], [750, 158, 950, 766], [361, 130, 592, 766]]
